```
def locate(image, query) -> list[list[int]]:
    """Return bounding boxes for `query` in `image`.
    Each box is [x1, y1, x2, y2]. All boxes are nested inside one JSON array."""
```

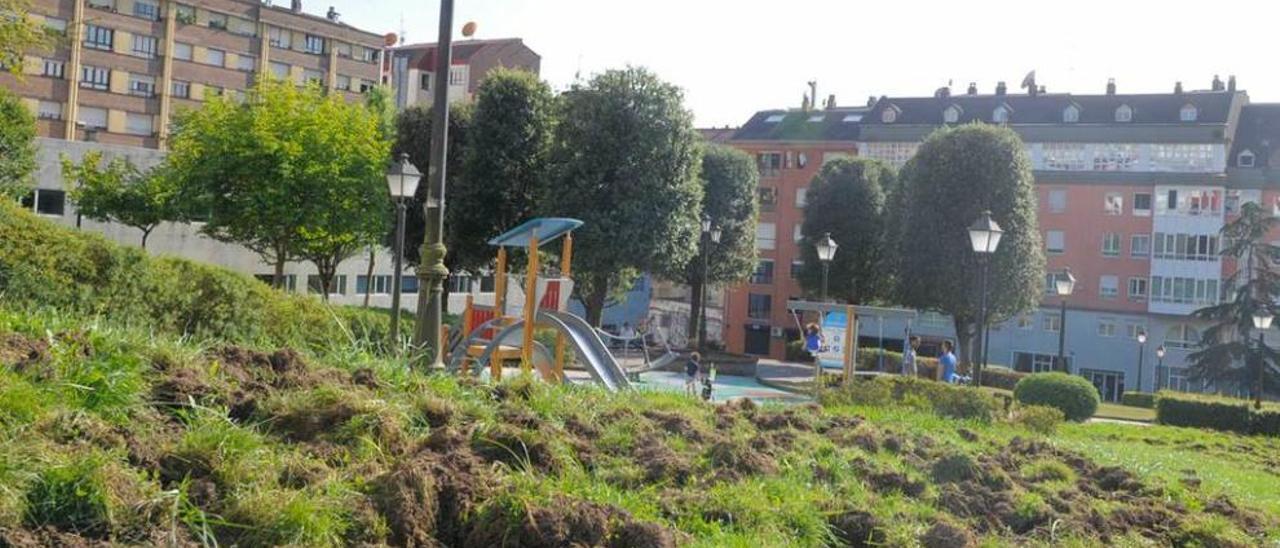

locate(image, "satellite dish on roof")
[[462, 21, 477, 37]]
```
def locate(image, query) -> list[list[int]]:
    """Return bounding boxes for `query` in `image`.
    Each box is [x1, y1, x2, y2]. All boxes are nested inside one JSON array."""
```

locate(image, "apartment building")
[[725, 77, 1280, 402], [387, 38, 540, 109]]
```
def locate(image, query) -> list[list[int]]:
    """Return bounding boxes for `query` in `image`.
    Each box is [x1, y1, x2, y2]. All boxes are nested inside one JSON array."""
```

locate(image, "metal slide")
[[539, 310, 631, 391]]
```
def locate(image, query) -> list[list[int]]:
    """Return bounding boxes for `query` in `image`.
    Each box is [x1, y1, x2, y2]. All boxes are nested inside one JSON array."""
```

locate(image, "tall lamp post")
[[1054, 267, 1076, 373], [815, 232, 838, 302], [1252, 310, 1272, 410], [412, 0, 456, 368], [968, 211, 1004, 386], [698, 218, 721, 350], [386, 154, 421, 348], [1155, 345, 1166, 392], [1135, 329, 1147, 394]]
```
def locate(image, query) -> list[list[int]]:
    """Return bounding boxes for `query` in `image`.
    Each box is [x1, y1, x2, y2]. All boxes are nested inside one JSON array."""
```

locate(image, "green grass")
[[1094, 401, 1157, 422]]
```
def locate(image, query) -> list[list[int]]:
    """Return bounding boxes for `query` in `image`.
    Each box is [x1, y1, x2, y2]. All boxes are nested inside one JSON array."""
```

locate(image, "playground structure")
[[787, 300, 918, 383], [445, 218, 635, 391]]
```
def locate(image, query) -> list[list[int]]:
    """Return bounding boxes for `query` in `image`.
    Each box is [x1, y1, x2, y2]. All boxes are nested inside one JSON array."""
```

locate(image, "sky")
[[310, 0, 1280, 128]]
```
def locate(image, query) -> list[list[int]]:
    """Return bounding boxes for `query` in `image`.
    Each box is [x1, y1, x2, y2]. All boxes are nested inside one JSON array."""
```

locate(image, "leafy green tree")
[[543, 67, 703, 326], [0, 88, 36, 199], [1189, 201, 1280, 403], [61, 151, 181, 248], [392, 102, 472, 271], [798, 157, 895, 303], [684, 143, 758, 344], [360, 85, 397, 307], [452, 68, 555, 274], [895, 124, 1044, 367], [1, 0, 55, 77], [166, 79, 391, 291]]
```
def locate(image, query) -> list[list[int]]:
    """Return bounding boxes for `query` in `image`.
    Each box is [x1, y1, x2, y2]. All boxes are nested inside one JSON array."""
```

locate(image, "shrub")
[[1121, 392, 1156, 409], [1012, 373, 1099, 422], [821, 375, 1000, 421], [1011, 405, 1065, 434], [855, 348, 940, 376], [1155, 392, 1280, 436], [784, 339, 812, 363], [979, 367, 1027, 391], [1252, 407, 1280, 436]]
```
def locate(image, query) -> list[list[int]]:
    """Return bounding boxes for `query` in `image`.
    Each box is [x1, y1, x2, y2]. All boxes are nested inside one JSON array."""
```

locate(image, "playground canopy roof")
[[488, 217, 584, 248]]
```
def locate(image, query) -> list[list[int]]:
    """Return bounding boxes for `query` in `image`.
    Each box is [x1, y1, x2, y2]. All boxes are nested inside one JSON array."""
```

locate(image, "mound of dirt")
[[0, 333, 50, 372], [642, 409, 707, 441], [375, 429, 490, 546], [633, 435, 693, 485], [706, 438, 776, 480], [920, 519, 977, 548], [829, 510, 885, 547], [465, 496, 675, 548], [472, 424, 561, 472]]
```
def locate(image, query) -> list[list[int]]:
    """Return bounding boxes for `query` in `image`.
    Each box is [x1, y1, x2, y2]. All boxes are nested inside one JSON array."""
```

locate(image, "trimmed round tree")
[[0, 88, 37, 199], [1013, 372, 1100, 421], [798, 157, 895, 303], [894, 124, 1045, 365]]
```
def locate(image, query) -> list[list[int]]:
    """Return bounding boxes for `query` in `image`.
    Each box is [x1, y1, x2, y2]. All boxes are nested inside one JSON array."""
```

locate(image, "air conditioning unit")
[[770, 326, 783, 338]]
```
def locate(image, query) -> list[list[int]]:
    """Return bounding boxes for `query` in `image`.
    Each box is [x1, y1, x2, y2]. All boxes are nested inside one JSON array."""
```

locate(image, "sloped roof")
[[731, 108, 867, 142], [1229, 104, 1280, 168], [393, 38, 535, 71], [863, 90, 1239, 126]]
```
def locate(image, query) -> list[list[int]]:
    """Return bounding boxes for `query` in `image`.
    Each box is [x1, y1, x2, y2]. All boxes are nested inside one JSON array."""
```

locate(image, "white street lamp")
[[386, 154, 421, 348], [815, 232, 838, 302], [1055, 267, 1076, 373], [968, 211, 1003, 386]]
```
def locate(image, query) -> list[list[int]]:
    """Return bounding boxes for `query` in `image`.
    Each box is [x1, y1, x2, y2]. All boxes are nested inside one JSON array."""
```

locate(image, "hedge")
[[1013, 372, 1100, 422], [1155, 391, 1280, 436], [820, 375, 1003, 422], [979, 367, 1027, 391], [0, 203, 396, 353], [1120, 392, 1156, 409]]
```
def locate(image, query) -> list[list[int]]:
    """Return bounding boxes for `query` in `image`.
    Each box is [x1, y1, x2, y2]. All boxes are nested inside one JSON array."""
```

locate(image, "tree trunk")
[[362, 247, 375, 308], [585, 272, 609, 327], [687, 279, 703, 350], [273, 253, 287, 290], [140, 227, 153, 249], [952, 316, 978, 369], [319, 260, 334, 303]]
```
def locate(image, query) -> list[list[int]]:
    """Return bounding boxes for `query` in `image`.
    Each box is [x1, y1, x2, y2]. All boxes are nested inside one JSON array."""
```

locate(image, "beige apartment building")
[[2, 0, 386, 150]]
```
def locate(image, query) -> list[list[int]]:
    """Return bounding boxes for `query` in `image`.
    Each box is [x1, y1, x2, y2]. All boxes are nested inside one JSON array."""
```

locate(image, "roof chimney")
[[995, 81, 1007, 96], [1211, 74, 1224, 91], [966, 82, 977, 95], [825, 94, 836, 110], [1228, 75, 1237, 92], [1174, 81, 1183, 94], [867, 95, 876, 107], [1106, 78, 1116, 95], [290, 0, 302, 12], [934, 86, 950, 99], [1038, 85, 1046, 94]]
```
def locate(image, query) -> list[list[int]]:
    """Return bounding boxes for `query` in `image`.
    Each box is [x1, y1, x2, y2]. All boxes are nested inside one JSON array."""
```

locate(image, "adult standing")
[[938, 340, 959, 383], [902, 336, 921, 377]]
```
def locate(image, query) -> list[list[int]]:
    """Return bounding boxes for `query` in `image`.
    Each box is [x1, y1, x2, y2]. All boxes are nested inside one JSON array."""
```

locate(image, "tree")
[[452, 68, 555, 274], [543, 67, 703, 326], [61, 151, 180, 248], [393, 102, 472, 271], [895, 124, 1044, 366], [1, 0, 55, 78], [684, 143, 758, 345], [166, 79, 391, 291], [1188, 201, 1280, 402], [361, 86, 397, 307], [0, 88, 36, 199], [798, 157, 895, 304]]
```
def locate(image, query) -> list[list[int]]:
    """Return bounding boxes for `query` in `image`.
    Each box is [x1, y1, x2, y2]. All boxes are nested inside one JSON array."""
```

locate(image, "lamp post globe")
[[815, 232, 838, 302], [968, 211, 1003, 386], [385, 153, 421, 349], [1136, 329, 1147, 394], [1155, 344, 1166, 391]]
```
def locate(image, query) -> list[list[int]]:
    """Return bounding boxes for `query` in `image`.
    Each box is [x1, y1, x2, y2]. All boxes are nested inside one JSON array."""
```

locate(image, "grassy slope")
[[1, 306, 1277, 547]]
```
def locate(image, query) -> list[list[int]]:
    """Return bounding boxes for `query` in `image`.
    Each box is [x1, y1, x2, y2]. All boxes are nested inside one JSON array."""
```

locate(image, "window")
[[1062, 105, 1079, 123], [807, 114, 824, 123], [205, 49, 225, 67], [755, 223, 776, 250], [861, 142, 918, 168], [307, 275, 348, 295], [797, 152, 808, 168], [793, 224, 802, 243], [1102, 233, 1121, 257], [1115, 104, 1133, 122], [132, 35, 158, 58], [207, 12, 228, 30], [124, 113, 153, 136], [449, 67, 465, 86], [1128, 277, 1148, 300], [1166, 189, 1178, 211], [1166, 368, 1193, 392], [129, 74, 156, 97], [1165, 324, 1201, 350], [1104, 193, 1123, 215], [401, 276, 419, 294], [237, 55, 255, 72], [1126, 323, 1147, 340], [1097, 320, 1117, 337], [1130, 234, 1150, 257], [1151, 144, 1217, 172], [26, 189, 66, 216], [83, 24, 113, 50], [1133, 192, 1152, 215], [1047, 189, 1066, 213], [358, 80, 373, 93], [1151, 276, 1219, 306], [764, 114, 785, 123], [943, 105, 960, 123], [356, 275, 392, 295], [270, 62, 289, 79], [1042, 314, 1061, 333], [821, 152, 851, 166], [79, 65, 109, 90], [1017, 315, 1034, 330], [1239, 150, 1255, 168], [269, 27, 291, 48], [420, 73, 431, 90], [1180, 104, 1198, 122], [133, 0, 160, 19], [173, 42, 193, 61], [228, 17, 255, 36], [303, 69, 324, 85], [1093, 143, 1140, 171], [842, 113, 862, 122], [255, 274, 297, 291], [1097, 275, 1119, 299], [87, 0, 112, 8], [750, 260, 774, 285], [304, 34, 325, 54], [795, 188, 807, 208], [993, 105, 1010, 123], [42, 59, 64, 79], [1041, 143, 1089, 171], [171, 80, 190, 98], [756, 152, 782, 177], [334, 42, 352, 58], [747, 294, 771, 319], [336, 75, 351, 91], [757, 187, 777, 212], [1046, 230, 1065, 254], [43, 17, 67, 34], [357, 46, 377, 62], [881, 107, 897, 124], [1013, 352, 1059, 373], [1044, 271, 1070, 295], [174, 4, 195, 23], [790, 260, 803, 279], [77, 106, 107, 129], [1152, 233, 1219, 261], [36, 101, 62, 120]]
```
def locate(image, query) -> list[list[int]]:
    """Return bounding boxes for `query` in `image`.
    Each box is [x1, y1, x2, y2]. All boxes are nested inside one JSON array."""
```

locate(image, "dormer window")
[[1180, 104, 1198, 122], [881, 105, 899, 124], [1062, 105, 1080, 123], [842, 113, 862, 123], [1115, 104, 1133, 122], [807, 114, 825, 123], [764, 114, 785, 123], [943, 105, 961, 123], [993, 104, 1010, 123], [1239, 149, 1256, 168]]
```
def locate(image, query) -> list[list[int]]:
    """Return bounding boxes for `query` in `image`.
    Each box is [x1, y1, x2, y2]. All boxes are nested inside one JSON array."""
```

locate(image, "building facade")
[[388, 38, 540, 110], [725, 78, 1280, 402]]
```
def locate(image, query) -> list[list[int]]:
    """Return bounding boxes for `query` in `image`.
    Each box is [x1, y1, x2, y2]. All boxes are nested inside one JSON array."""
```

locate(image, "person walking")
[[685, 352, 701, 397], [902, 336, 920, 377], [938, 340, 958, 383], [803, 322, 824, 357]]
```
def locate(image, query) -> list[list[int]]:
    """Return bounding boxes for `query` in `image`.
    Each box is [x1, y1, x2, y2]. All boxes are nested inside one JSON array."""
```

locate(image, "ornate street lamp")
[[1252, 310, 1273, 409], [1155, 344, 1166, 391], [698, 218, 722, 350], [968, 211, 1003, 386], [1136, 329, 1147, 394], [815, 232, 839, 302], [385, 154, 421, 349], [1055, 267, 1076, 373]]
